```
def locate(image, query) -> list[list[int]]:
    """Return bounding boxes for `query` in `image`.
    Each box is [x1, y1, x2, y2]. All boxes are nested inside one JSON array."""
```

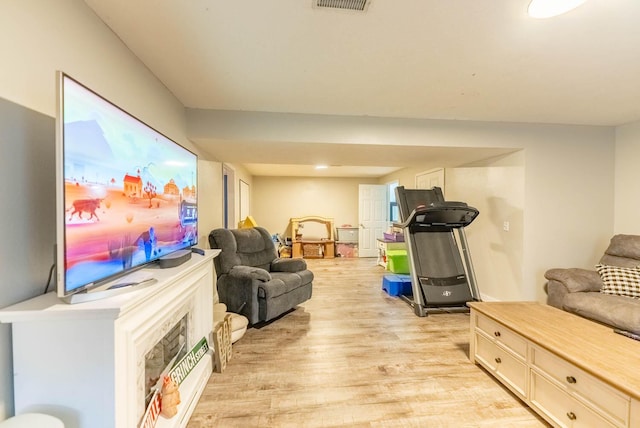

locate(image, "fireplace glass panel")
[[144, 314, 188, 407]]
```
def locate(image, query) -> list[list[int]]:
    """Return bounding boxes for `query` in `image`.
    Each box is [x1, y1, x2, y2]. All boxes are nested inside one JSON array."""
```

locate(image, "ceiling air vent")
[[314, 0, 369, 12]]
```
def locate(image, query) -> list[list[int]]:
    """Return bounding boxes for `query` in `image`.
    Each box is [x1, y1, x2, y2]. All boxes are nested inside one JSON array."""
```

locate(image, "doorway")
[[358, 184, 388, 257], [222, 164, 235, 229]]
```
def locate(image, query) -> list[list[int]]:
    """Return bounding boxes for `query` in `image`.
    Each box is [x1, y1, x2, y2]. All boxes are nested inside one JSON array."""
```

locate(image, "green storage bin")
[[386, 249, 409, 274]]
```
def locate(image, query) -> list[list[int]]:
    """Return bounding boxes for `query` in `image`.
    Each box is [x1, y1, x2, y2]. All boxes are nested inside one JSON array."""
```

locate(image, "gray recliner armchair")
[[209, 227, 313, 325]]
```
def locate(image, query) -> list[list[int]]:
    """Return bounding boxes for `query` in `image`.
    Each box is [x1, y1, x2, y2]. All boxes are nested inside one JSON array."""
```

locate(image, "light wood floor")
[[188, 258, 549, 427]]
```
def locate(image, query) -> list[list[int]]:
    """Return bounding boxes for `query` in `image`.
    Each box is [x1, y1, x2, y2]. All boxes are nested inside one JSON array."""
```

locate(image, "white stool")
[[0, 413, 64, 428], [214, 303, 249, 343], [229, 312, 249, 343]]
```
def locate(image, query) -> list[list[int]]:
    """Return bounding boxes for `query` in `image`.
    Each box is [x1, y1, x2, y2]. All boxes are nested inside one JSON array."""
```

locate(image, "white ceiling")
[[84, 0, 640, 177], [204, 142, 519, 177]]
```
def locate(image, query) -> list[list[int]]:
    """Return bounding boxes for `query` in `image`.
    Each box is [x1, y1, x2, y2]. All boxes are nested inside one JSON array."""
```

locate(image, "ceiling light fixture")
[[527, 0, 587, 18], [315, 165, 328, 170]]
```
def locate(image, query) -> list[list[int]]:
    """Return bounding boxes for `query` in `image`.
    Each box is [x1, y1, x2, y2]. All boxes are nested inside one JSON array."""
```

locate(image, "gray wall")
[[0, 98, 56, 417], [615, 120, 640, 234]]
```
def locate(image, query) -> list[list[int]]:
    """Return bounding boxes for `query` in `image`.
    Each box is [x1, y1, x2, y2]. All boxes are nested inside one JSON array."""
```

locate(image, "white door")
[[358, 184, 388, 257], [416, 168, 445, 193]]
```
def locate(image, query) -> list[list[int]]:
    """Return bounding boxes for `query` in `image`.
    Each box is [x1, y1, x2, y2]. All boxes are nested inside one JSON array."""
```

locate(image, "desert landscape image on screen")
[[62, 77, 197, 292]]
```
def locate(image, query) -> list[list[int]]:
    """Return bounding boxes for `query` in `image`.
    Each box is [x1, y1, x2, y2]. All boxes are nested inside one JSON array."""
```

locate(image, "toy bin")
[[386, 249, 409, 274], [336, 242, 358, 258], [336, 227, 358, 243], [383, 231, 404, 242]]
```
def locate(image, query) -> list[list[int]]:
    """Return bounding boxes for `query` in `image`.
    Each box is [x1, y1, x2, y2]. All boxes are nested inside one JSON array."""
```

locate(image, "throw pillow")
[[595, 264, 640, 299]]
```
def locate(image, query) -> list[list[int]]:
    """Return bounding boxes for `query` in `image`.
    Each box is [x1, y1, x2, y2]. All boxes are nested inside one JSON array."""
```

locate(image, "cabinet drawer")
[[475, 332, 527, 399], [476, 314, 527, 358], [531, 346, 629, 426], [530, 371, 617, 428]]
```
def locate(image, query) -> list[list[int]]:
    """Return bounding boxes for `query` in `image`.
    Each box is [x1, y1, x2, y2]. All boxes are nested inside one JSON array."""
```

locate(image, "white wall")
[[1, 1, 190, 151], [380, 166, 433, 191], [231, 163, 253, 228], [253, 176, 378, 237], [445, 151, 525, 302], [197, 160, 223, 247], [522, 129, 615, 301], [0, 0, 223, 419], [614, 120, 640, 234]]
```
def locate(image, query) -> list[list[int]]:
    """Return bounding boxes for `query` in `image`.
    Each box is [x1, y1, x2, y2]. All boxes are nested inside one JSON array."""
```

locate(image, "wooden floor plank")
[[187, 258, 548, 427]]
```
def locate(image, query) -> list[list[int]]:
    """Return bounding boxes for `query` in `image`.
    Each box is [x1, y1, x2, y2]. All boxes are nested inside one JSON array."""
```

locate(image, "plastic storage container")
[[336, 242, 358, 257], [382, 274, 412, 296], [386, 249, 409, 274], [383, 231, 404, 242], [336, 227, 358, 243]]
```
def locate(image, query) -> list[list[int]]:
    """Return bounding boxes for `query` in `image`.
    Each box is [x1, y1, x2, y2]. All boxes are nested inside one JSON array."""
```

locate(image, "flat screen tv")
[[55, 72, 198, 303]]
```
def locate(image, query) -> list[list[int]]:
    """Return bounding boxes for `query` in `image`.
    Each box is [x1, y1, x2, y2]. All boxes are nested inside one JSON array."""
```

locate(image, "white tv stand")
[[0, 249, 220, 428]]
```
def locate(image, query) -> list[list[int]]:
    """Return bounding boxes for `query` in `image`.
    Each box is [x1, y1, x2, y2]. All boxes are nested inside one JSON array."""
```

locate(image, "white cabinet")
[[0, 250, 220, 428], [469, 303, 639, 428], [376, 239, 406, 268], [530, 370, 617, 428], [474, 318, 528, 400], [530, 346, 629, 427]]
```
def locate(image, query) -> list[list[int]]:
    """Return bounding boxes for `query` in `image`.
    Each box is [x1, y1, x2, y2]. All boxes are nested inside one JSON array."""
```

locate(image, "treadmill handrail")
[[395, 203, 479, 229]]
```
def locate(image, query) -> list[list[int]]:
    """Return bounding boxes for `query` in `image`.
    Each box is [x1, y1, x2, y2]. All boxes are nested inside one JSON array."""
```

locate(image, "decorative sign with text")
[[213, 314, 233, 373], [139, 337, 210, 428]]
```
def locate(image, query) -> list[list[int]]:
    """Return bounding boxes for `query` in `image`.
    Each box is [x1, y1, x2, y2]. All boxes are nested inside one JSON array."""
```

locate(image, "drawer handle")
[[566, 411, 576, 421], [495, 357, 502, 364], [494, 331, 501, 337], [566, 376, 577, 384]]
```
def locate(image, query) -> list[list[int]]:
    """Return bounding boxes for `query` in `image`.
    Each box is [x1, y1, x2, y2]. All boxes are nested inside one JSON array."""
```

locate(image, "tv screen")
[[56, 72, 198, 300]]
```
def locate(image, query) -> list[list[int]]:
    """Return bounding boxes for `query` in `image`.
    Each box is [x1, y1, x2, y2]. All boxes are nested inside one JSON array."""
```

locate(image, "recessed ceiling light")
[[528, 0, 587, 18]]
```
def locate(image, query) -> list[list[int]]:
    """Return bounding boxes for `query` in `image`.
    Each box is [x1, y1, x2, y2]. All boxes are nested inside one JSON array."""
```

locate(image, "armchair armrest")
[[217, 270, 262, 325], [544, 268, 602, 293], [270, 257, 307, 273], [229, 265, 272, 282]]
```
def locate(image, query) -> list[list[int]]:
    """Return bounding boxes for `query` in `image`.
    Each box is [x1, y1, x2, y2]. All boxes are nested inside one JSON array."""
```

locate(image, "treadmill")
[[394, 186, 481, 316]]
